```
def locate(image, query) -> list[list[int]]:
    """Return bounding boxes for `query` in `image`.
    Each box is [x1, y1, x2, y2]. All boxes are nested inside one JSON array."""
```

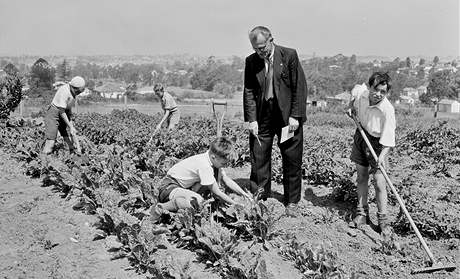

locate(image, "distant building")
[[136, 86, 155, 95], [94, 81, 125, 99], [438, 99, 460, 113], [326, 91, 351, 105], [328, 65, 340, 70], [402, 87, 419, 100], [306, 97, 327, 108], [399, 95, 415, 105]]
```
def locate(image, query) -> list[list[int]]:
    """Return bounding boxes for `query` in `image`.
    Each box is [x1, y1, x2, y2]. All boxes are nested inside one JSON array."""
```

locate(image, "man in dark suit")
[[243, 26, 307, 209]]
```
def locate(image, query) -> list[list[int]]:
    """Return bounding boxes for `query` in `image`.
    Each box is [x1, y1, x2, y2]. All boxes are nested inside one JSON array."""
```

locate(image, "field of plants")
[[0, 108, 459, 279]]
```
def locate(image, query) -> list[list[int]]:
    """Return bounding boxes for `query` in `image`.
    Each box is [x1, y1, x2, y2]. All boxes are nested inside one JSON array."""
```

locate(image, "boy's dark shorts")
[[158, 175, 181, 203], [44, 105, 71, 140], [158, 175, 212, 203], [350, 128, 389, 174]]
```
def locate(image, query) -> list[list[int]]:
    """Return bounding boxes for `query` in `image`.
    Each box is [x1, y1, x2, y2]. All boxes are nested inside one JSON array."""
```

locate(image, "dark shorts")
[[44, 105, 71, 140], [350, 128, 389, 174], [158, 175, 181, 203]]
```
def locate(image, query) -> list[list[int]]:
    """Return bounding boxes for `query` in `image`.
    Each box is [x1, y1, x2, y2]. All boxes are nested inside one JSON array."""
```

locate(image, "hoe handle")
[[351, 115, 436, 264]]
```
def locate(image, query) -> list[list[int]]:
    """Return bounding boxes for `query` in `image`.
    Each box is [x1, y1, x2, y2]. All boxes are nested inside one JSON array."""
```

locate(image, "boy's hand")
[[234, 202, 245, 209], [346, 107, 356, 118], [70, 126, 78, 136], [377, 154, 387, 170], [242, 192, 253, 202]]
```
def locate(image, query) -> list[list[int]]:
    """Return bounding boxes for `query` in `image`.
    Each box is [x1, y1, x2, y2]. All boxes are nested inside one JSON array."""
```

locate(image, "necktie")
[[265, 58, 274, 100]]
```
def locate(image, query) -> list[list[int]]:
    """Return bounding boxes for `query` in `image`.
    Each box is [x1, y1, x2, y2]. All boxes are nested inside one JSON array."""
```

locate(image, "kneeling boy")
[[158, 137, 251, 211]]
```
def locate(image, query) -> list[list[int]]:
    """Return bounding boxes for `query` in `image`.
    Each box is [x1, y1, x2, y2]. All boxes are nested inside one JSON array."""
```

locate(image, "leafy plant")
[[279, 239, 345, 279]]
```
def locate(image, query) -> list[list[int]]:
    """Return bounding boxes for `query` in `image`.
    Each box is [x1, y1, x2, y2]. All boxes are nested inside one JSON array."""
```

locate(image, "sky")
[[0, 0, 458, 58]]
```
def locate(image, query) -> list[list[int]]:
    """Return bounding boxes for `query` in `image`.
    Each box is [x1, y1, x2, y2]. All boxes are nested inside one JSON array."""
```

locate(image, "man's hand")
[[248, 121, 258, 136], [288, 117, 299, 132]]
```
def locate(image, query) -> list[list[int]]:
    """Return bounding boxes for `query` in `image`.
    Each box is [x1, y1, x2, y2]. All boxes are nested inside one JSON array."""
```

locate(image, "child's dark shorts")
[[158, 175, 181, 203], [44, 105, 71, 140], [350, 128, 389, 174]]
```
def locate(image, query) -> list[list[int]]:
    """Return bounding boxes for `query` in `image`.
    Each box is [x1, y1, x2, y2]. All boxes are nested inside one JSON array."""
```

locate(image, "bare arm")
[[59, 110, 77, 134], [207, 181, 237, 205], [156, 110, 171, 130], [221, 173, 251, 199]]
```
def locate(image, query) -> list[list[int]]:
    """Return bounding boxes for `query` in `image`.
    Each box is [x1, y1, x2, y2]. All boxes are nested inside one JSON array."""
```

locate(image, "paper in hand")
[[280, 125, 294, 143]]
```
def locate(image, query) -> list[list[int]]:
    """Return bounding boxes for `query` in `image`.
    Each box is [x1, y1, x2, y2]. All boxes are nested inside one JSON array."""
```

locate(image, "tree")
[[452, 60, 458, 68], [418, 58, 426, 66], [3, 63, 19, 75], [420, 70, 456, 104], [405, 57, 412, 68], [0, 73, 23, 120], [433, 56, 439, 65], [416, 67, 425, 80], [350, 54, 357, 65], [56, 59, 71, 81], [29, 58, 55, 89]]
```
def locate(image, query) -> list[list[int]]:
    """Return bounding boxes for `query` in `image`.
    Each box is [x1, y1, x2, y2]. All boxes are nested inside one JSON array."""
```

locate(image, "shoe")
[[285, 203, 299, 218], [377, 213, 392, 237], [349, 214, 370, 228]]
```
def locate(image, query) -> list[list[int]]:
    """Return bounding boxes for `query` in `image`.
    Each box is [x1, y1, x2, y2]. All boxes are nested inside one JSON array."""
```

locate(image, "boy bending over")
[[347, 72, 396, 236], [158, 137, 251, 211]]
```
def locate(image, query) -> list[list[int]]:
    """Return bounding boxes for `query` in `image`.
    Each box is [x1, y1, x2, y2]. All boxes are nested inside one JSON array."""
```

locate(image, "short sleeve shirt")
[[167, 151, 216, 188], [352, 84, 396, 147], [51, 84, 75, 110], [161, 92, 177, 111]]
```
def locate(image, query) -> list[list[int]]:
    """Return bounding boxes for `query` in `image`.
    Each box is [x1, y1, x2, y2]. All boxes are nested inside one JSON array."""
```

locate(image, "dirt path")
[[0, 150, 145, 279]]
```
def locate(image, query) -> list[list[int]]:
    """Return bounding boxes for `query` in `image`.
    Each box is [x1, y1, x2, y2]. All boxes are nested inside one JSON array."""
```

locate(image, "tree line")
[[1, 54, 458, 104]]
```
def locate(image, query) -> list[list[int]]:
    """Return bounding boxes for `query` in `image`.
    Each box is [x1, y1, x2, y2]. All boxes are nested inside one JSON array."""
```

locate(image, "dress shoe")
[[285, 203, 300, 218]]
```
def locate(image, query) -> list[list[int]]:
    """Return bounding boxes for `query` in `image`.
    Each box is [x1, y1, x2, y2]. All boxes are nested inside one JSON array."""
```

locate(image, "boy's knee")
[[373, 177, 386, 192]]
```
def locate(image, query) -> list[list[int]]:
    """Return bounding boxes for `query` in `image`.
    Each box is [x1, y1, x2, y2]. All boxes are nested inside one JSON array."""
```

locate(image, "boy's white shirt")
[[51, 84, 75, 110], [167, 151, 223, 188], [351, 83, 396, 147], [161, 91, 178, 111]]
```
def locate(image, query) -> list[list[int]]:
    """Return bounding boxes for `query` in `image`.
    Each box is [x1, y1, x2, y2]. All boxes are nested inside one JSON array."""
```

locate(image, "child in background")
[[153, 83, 180, 133]]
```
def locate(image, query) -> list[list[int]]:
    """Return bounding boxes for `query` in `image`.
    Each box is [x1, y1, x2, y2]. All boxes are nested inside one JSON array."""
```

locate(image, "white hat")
[[69, 76, 85, 88]]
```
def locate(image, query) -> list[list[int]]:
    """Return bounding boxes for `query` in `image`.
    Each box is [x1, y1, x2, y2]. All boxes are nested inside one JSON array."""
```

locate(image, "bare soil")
[[0, 150, 144, 279], [1, 151, 458, 279]]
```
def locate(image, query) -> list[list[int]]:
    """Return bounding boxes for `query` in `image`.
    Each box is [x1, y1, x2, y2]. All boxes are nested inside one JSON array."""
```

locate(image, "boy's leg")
[[372, 156, 391, 235], [166, 188, 204, 211], [353, 163, 370, 226], [373, 172, 388, 217], [168, 110, 180, 130], [43, 105, 59, 154]]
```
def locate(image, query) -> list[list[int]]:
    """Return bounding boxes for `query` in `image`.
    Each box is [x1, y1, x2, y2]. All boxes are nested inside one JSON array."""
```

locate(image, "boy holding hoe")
[[157, 136, 252, 212], [347, 72, 396, 236]]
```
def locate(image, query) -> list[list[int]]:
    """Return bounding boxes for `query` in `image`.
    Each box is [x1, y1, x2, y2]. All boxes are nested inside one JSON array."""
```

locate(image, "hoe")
[[351, 114, 457, 274]]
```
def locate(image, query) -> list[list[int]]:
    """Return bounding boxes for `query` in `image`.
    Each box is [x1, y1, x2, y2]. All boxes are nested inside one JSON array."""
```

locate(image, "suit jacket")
[[243, 45, 307, 125]]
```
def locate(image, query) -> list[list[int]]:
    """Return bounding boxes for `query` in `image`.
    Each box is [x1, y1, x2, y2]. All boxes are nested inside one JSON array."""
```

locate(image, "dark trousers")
[[249, 98, 303, 205]]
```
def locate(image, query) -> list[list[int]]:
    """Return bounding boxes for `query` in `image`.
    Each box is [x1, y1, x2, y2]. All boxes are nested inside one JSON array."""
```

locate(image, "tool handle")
[[351, 115, 436, 263]]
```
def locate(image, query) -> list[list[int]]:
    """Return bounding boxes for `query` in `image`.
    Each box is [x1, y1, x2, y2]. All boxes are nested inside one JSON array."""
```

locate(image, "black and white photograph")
[[0, 0, 459, 278]]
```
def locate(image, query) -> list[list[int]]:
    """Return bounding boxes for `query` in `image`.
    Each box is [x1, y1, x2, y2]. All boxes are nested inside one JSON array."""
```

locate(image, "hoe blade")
[[411, 263, 457, 274]]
